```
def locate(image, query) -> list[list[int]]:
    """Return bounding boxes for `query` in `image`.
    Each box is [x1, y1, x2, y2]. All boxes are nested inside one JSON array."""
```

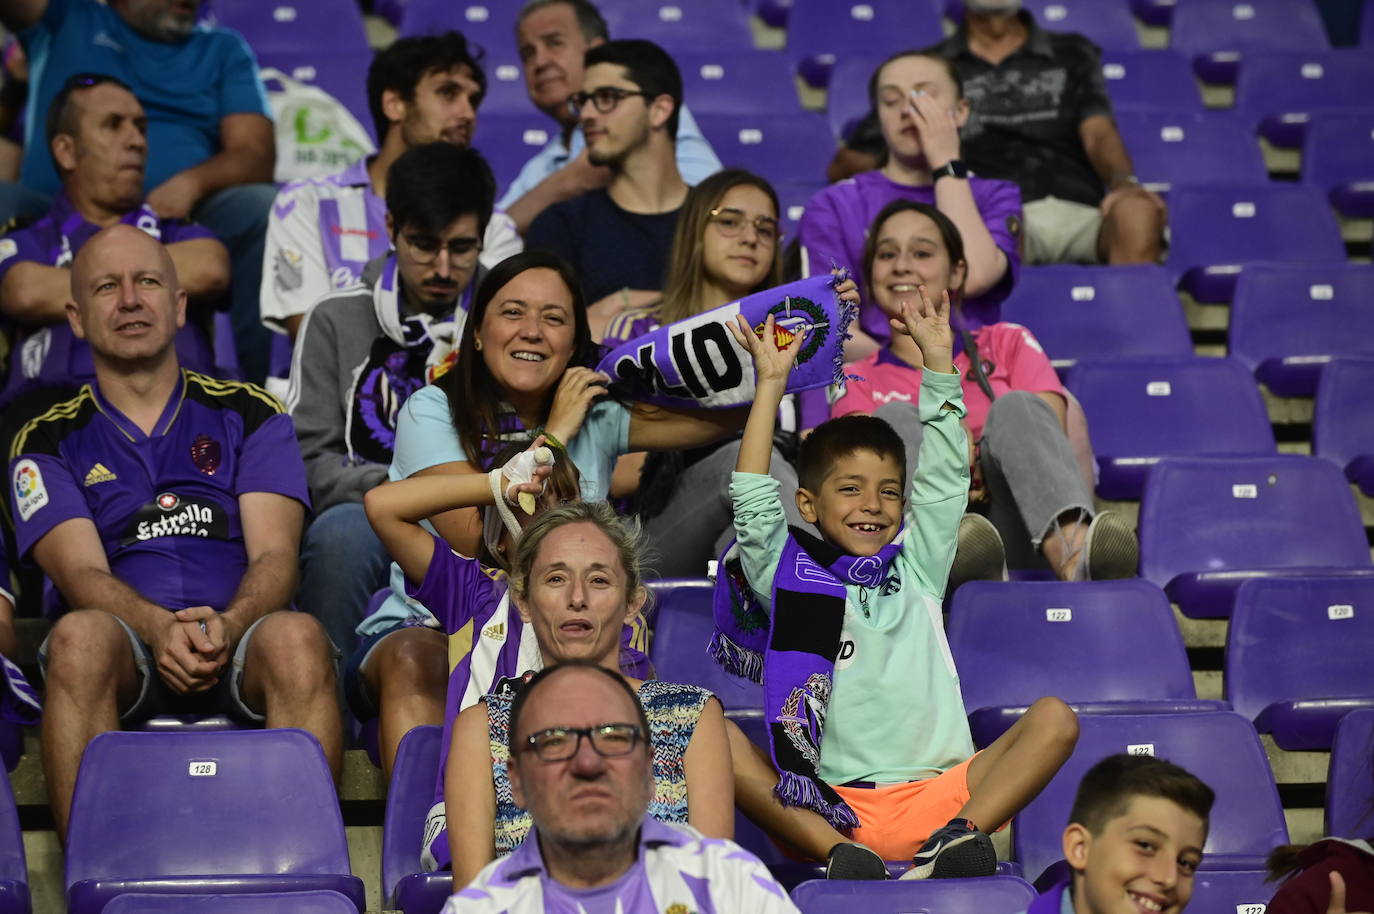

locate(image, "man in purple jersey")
[[0, 72, 229, 407], [6, 224, 338, 841], [445, 663, 798, 913]]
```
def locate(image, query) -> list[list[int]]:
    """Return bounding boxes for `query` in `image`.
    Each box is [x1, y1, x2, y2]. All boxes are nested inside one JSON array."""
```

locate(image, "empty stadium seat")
[[1131, 0, 1176, 27], [785, 0, 944, 89], [1225, 576, 1374, 750], [791, 875, 1037, 914], [1165, 184, 1347, 303], [1302, 111, 1374, 218], [946, 0, 1140, 51], [1169, 0, 1330, 85], [949, 580, 1229, 745], [695, 113, 835, 188], [398, 0, 517, 53], [1100, 50, 1206, 113], [1234, 50, 1374, 148], [999, 265, 1193, 371], [1314, 357, 1374, 497], [825, 54, 882, 143], [212, 0, 370, 57], [1114, 112, 1268, 193], [1326, 708, 1374, 837], [1229, 264, 1374, 397], [0, 770, 26, 914], [649, 578, 762, 715], [674, 51, 803, 117], [382, 725, 451, 914], [1013, 712, 1289, 886], [64, 729, 365, 914], [474, 49, 534, 116], [1068, 356, 1276, 500], [1137, 456, 1374, 619], [1187, 870, 1276, 914], [601, 0, 756, 53], [473, 114, 559, 194], [103, 892, 358, 913], [775, 180, 825, 238]]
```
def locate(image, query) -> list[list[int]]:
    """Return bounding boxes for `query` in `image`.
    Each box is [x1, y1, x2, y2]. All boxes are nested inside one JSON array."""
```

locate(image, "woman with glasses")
[[443, 500, 733, 886]]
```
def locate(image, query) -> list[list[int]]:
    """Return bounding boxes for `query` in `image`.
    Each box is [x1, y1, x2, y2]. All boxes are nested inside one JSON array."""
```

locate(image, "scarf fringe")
[[707, 631, 764, 684], [826, 267, 858, 389], [773, 772, 860, 832]]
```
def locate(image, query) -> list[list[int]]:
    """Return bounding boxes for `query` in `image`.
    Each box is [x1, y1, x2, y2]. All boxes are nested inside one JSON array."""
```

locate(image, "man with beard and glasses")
[[443, 662, 798, 914], [0, 0, 280, 383], [284, 141, 494, 657]]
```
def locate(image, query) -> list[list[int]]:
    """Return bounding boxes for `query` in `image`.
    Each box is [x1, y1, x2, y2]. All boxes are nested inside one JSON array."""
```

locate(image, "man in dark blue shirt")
[[7, 224, 338, 840]]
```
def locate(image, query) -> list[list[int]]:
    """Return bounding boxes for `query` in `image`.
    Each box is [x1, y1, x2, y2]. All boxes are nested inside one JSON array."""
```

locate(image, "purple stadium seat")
[[1114, 112, 1268, 194], [1302, 111, 1374, 218], [948, 580, 1228, 746], [1013, 711, 1289, 886], [1229, 264, 1374, 397], [1187, 870, 1276, 914], [398, 0, 517, 55], [695, 113, 835, 187], [475, 48, 534, 116], [1169, 0, 1330, 85], [1165, 184, 1347, 303], [1130, 0, 1176, 27], [383, 726, 451, 914], [1068, 356, 1276, 500], [675, 51, 802, 118], [825, 54, 882, 143], [785, 0, 944, 89], [0, 771, 26, 914], [211, 0, 369, 57], [255, 47, 376, 142], [999, 265, 1192, 371], [64, 729, 365, 914], [1137, 456, 1374, 619], [775, 180, 824, 241], [1225, 576, 1374, 750], [791, 875, 1037, 914], [1233, 50, 1374, 149], [103, 892, 357, 913], [1314, 357, 1374, 497], [1327, 709, 1374, 837], [473, 114, 559, 195], [648, 578, 762, 715], [601, 0, 755, 53], [945, 0, 1140, 51], [1100, 50, 1205, 113]]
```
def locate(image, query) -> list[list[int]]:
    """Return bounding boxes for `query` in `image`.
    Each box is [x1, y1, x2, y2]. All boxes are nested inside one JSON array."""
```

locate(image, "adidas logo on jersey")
[[481, 623, 505, 640], [83, 463, 117, 486]]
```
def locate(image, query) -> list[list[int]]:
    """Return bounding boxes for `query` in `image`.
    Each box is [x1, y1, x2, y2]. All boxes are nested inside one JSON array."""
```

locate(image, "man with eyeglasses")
[[284, 141, 494, 655], [524, 39, 691, 333], [444, 661, 799, 913], [501, 0, 720, 236]]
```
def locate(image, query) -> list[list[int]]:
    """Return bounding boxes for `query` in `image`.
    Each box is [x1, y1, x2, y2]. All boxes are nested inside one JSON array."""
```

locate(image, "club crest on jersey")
[[190, 434, 221, 476]]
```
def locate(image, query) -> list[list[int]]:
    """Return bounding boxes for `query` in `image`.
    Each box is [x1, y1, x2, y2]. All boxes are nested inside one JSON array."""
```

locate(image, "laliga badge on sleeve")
[[13, 458, 49, 522]]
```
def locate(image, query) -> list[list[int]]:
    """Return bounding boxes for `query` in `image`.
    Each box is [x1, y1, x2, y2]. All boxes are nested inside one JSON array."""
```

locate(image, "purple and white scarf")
[[711, 525, 905, 829]]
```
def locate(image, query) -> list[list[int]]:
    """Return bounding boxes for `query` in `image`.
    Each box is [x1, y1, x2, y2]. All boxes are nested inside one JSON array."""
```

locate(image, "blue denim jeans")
[[192, 183, 277, 384], [298, 502, 392, 656]]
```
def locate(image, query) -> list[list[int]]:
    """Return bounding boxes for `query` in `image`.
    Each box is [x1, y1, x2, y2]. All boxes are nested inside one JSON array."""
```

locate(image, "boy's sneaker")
[[1082, 511, 1138, 581], [825, 842, 888, 880], [901, 818, 997, 880], [947, 513, 1007, 594]]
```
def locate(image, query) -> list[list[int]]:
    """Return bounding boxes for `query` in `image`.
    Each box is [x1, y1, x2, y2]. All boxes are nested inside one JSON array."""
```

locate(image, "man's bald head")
[[68, 224, 186, 367]]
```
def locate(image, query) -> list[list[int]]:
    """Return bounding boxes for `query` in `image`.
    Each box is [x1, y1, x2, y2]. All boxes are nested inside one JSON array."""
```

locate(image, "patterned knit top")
[[487, 679, 714, 855]]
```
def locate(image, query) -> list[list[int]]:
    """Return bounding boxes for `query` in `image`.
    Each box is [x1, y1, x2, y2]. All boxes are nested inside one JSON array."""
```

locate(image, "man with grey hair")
[[443, 662, 799, 913]]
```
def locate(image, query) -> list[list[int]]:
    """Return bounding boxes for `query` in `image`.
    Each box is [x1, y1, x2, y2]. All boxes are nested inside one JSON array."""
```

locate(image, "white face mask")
[[966, 0, 1022, 13]]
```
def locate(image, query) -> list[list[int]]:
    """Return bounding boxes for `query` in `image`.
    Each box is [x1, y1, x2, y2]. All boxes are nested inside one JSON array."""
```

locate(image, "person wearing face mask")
[[798, 50, 1021, 363]]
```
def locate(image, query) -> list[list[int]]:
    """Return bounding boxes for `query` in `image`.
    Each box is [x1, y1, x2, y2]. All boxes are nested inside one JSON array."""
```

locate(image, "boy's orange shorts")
[[830, 754, 1005, 862]]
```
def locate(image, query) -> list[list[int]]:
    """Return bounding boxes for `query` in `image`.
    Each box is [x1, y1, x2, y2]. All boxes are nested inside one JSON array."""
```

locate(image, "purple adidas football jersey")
[[8, 370, 310, 614]]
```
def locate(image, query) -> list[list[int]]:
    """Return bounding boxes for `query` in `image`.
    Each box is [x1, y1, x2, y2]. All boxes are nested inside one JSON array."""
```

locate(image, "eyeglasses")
[[519, 723, 644, 762], [708, 207, 781, 245], [401, 233, 482, 266], [568, 87, 647, 116]]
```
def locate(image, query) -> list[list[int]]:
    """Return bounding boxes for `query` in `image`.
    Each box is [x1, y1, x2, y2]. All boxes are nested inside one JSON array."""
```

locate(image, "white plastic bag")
[[260, 66, 376, 183]]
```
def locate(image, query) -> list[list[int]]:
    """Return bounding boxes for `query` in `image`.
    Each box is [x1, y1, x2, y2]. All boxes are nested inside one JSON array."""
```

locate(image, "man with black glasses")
[[525, 39, 688, 333], [442, 661, 799, 913], [285, 141, 493, 655]]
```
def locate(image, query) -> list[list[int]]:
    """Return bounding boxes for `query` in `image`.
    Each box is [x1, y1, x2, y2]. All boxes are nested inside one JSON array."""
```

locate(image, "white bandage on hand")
[[500, 445, 554, 515]]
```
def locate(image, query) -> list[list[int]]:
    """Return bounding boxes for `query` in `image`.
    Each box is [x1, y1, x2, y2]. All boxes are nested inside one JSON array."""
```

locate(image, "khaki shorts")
[[1023, 196, 1104, 265]]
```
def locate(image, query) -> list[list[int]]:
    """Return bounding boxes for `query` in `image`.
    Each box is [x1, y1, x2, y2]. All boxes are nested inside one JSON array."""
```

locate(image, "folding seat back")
[[825, 54, 883, 143], [696, 113, 834, 188], [785, 0, 944, 89], [1302, 111, 1374, 218], [398, 0, 518, 52], [472, 114, 559, 193], [1226, 577, 1374, 749], [791, 875, 1037, 914], [601, 0, 755, 53], [212, 0, 370, 56], [1101, 50, 1205, 112], [1169, 0, 1330, 85], [1138, 456, 1374, 618], [381, 725, 452, 914], [775, 180, 826, 237], [1229, 264, 1374, 397], [1165, 184, 1346, 302], [474, 49, 534, 116], [649, 579, 763, 714], [65, 729, 364, 914], [1234, 49, 1374, 147], [1013, 712, 1288, 885], [1187, 870, 1276, 914], [999, 265, 1192, 370], [1313, 357, 1374, 496], [946, 0, 1138, 50], [1114, 112, 1268, 193], [103, 891, 358, 913], [1068, 356, 1276, 500], [674, 52, 803, 117], [1327, 709, 1374, 837]]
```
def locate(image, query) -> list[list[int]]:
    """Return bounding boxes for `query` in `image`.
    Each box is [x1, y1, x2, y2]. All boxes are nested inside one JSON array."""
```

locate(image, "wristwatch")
[[932, 159, 970, 182]]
